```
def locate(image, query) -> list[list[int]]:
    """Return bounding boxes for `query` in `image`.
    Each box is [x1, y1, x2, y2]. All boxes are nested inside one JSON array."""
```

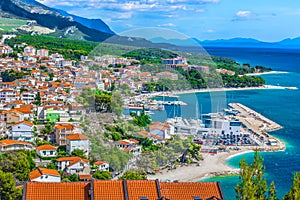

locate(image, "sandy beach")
[[245, 71, 289, 76], [171, 84, 296, 96], [147, 148, 254, 182]]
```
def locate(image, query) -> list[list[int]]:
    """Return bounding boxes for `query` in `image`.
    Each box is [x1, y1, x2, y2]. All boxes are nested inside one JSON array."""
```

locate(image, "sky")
[[36, 0, 300, 42]]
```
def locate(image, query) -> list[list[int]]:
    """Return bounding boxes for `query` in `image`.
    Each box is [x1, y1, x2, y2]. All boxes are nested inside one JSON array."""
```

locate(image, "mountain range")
[[150, 37, 300, 49], [1, 0, 300, 49]]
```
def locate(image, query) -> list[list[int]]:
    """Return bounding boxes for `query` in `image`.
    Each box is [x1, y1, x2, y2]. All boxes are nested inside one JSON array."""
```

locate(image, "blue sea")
[[151, 47, 300, 199]]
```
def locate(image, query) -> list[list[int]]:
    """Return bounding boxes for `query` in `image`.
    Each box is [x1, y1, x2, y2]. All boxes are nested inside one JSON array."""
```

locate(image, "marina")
[[165, 103, 285, 152]]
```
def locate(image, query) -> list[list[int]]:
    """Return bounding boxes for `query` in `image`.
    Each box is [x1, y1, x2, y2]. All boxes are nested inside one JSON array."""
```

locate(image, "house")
[[11, 121, 34, 142], [0, 139, 33, 152], [29, 168, 61, 182], [54, 123, 75, 146], [24, 46, 36, 56], [36, 49, 49, 57], [134, 130, 165, 144], [0, 88, 17, 103], [0, 45, 13, 54], [36, 144, 57, 158], [114, 139, 142, 155], [78, 174, 92, 181], [149, 122, 174, 140], [66, 133, 90, 157], [93, 161, 109, 171], [56, 156, 90, 174], [23, 180, 225, 200]]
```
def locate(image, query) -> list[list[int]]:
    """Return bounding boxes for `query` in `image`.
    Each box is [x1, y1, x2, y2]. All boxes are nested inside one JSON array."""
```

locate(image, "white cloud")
[[236, 11, 252, 18], [233, 10, 258, 21], [206, 29, 215, 33], [158, 23, 177, 27]]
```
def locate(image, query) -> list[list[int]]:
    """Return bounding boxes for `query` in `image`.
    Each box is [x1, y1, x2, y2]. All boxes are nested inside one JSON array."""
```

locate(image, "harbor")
[[165, 103, 285, 152]]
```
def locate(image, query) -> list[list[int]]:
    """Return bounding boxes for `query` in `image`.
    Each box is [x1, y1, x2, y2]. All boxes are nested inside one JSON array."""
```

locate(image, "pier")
[[228, 103, 285, 151]]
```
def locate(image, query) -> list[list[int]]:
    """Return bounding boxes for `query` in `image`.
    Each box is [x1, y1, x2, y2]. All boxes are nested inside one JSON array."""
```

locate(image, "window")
[[50, 151, 53, 155], [43, 151, 46, 155]]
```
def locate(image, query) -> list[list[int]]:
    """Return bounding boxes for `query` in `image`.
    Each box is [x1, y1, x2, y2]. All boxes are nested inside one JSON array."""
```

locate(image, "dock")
[[228, 103, 285, 151]]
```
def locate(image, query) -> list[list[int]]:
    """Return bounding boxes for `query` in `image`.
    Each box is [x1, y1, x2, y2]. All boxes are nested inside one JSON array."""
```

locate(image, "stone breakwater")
[[228, 103, 285, 151]]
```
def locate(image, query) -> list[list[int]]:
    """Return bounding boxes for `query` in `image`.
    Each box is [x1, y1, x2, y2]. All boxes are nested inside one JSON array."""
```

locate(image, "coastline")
[[171, 84, 296, 96], [245, 71, 289, 76], [147, 148, 254, 182]]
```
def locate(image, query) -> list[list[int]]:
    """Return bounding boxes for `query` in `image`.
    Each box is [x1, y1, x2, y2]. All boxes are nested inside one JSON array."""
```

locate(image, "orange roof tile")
[[94, 161, 108, 166], [56, 157, 89, 166], [93, 180, 124, 200], [54, 124, 74, 131], [67, 134, 89, 140], [24, 182, 90, 200], [0, 139, 31, 146], [159, 182, 224, 200], [127, 180, 159, 200], [79, 174, 92, 180], [13, 120, 34, 127], [29, 168, 60, 180], [36, 144, 56, 151]]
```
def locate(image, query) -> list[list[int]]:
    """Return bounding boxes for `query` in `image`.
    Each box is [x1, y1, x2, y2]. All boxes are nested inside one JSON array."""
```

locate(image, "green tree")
[[62, 174, 79, 182], [118, 171, 147, 180], [284, 172, 300, 200], [93, 170, 111, 180], [34, 92, 41, 106], [111, 91, 124, 116], [235, 151, 268, 200], [130, 109, 152, 128], [0, 151, 34, 181], [0, 170, 22, 200], [71, 149, 87, 159], [268, 181, 278, 200]]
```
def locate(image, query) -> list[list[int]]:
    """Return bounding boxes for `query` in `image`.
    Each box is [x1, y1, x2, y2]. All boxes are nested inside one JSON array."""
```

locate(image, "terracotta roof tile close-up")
[[127, 180, 159, 200], [93, 180, 124, 200], [159, 182, 224, 200], [24, 182, 90, 200]]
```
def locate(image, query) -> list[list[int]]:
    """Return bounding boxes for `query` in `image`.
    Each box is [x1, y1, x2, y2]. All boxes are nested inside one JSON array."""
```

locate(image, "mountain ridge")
[[150, 37, 300, 49]]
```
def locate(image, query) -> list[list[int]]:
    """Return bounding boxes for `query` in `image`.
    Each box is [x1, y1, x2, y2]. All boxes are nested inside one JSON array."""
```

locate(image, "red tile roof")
[[159, 182, 224, 200], [54, 124, 74, 131], [36, 144, 56, 151], [23, 180, 224, 200], [79, 174, 92, 180], [0, 139, 32, 147], [94, 161, 108, 166], [13, 120, 34, 127], [29, 168, 60, 180], [67, 133, 89, 140], [56, 156, 89, 168], [127, 180, 159, 200], [24, 182, 90, 200], [93, 180, 124, 200]]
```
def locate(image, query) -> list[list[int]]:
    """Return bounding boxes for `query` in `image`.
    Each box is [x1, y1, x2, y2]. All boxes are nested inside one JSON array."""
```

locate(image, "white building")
[[66, 133, 90, 157], [56, 156, 90, 174], [11, 121, 34, 142], [0, 139, 33, 152], [36, 49, 49, 57], [114, 139, 142, 155], [94, 161, 109, 171], [149, 122, 174, 140], [205, 119, 241, 136], [0, 88, 17, 103], [24, 46, 36, 56], [20, 92, 35, 104], [36, 144, 57, 158], [29, 168, 61, 182]]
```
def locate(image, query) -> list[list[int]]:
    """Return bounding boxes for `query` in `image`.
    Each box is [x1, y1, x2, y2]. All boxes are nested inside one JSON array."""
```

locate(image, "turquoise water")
[[151, 48, 300, 199]]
